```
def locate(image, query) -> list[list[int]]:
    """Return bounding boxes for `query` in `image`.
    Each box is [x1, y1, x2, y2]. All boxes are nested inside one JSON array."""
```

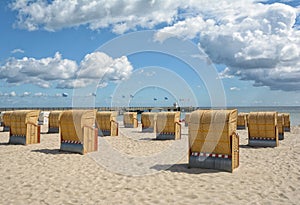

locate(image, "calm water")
[[118, 106, 300, 126]]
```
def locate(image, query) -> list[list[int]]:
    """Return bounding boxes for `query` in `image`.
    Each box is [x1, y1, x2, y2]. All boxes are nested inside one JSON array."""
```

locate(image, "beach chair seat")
[[188, 109, 239, 172], [8, 110, 41, 145], [237, 113, 248, 130], [141, 112, 157, 132], [96, 111, 118, 136], [248, 112, 278, 147], [59, 110, 97, 154], [156, 112, 181, 140], [123, 112, 138, 128], [277, 113, 284, 140], [282, 113, 290, 132], [2, 111, 13, 132], [48, 111, 62, 133], [184, 113, 191, 127]]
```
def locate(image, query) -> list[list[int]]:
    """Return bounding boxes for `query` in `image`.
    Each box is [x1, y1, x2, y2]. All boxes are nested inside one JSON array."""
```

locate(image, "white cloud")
[[9, 91, 17, 97], [230, 87, 240, 91], [0, 52, 133, 89], [155, 2, 300, 91], [10, 0, 183, 32], [21, 91, 31, 97], [34, 92, 47, 97], [11, 48, 24, 54], [8, 0, 300, 91]]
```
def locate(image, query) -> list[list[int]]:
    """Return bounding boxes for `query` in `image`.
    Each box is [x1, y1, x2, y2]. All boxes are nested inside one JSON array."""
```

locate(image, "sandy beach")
[[1, 123, 300, 205]]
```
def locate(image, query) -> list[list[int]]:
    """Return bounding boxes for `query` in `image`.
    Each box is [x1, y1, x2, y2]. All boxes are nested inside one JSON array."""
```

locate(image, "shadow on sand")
[[31, 149, 78, 155], [151, 163, 224, 174]]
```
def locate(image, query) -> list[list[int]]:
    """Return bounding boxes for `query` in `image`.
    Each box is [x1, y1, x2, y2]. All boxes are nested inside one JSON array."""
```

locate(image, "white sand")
[[1, 124, 300, 205]]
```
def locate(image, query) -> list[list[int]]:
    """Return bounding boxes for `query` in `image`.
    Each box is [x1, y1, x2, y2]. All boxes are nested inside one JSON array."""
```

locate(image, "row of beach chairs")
[[0, 109, 291, 172]]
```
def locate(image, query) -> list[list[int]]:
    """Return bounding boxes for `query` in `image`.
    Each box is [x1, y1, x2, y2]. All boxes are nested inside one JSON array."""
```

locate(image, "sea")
[[118, 106, 300, 126]]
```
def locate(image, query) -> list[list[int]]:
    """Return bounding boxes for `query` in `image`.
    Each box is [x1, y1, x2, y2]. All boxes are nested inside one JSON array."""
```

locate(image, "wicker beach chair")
[[188, 109, 239, 172], [277, 113, 284, 140], [184, 113, 191, 127], [2, 111, 13, 132], [248, 112, 278, 147], [156, 112, 181, 140], [59, 110, 97, 154], [282, 113, 290, 132], [8, 110, 41, 145], [48, 111, 62, 133], [123, 112, 138, 128], [141, 112, 157, 132], [237, 112, 248, 130], [96, 111, 118, 136], [38, 111, 50, 125]]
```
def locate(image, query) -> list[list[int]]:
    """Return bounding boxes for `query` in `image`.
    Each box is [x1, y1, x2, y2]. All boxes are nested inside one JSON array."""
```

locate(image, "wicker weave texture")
[[10, 110, 40, 136], [141, 112, 157, 129], [123, 112, 138, 128], [237, 113, 247, 127], [2, 111, 13, 127], [49, 111, 62, 128], [277, 113, 284, 134], [156, 112, 180, 133], [60, 110, 96, 142], [248, 112, 277, 139], [282, 113, 290, 128], [189, 109, 237, 155], [96, 111, 117, 130], [185, 113, 191, 126]]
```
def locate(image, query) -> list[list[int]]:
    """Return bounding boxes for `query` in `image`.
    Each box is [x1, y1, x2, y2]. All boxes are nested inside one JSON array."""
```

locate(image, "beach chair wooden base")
[[189, 155, 232, 172], [98, 129, 111, 137], [279, 133, 284, 140], [156, 133, 176, 140], [142, 127, 155, 133], [60, 142, 84, 154], [237, 125, 246, 130], [9, 135, 27, 145], [3, 126, 10, 132], [124, 124, 137, 128], [248, 139, 277, 147], [48, 127, 59, 133], [284, 127, 290, 132]]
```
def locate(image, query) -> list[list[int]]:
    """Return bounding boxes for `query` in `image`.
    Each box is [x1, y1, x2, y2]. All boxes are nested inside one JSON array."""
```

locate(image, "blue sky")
[[0, 0, 300, 108]]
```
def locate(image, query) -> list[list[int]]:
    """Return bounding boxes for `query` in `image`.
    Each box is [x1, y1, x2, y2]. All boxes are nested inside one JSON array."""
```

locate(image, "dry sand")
[[1, 123, 300, 205]]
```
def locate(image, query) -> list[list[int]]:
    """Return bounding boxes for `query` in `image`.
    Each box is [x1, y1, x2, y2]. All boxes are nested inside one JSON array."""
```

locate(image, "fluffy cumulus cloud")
[[155, 1, 300, 91], [10, 0, 183, 33], [0, 52, 133, 89], [9, 0, 300, 91]]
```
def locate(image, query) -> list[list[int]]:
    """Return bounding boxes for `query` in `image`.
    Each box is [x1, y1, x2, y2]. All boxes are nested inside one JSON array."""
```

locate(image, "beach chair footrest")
[[48, 127, 59, 133], [9, 135, 26, 145], [156, 133, 175, 140], [189, 156, 232, 172], [60, 143, 84, 154], [248, 139, 277, 147]]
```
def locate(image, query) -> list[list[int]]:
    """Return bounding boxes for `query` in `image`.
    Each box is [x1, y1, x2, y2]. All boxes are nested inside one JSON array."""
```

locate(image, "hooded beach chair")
[[96, 111, 118, 136], [156, 112, 181, 140], [59, 110, 98, 154], [48, 111, 62, 133], [277, 113, 284, 140], [8, 110, 41, 145], [184, 113, 191, 127], [123, 112, 138, 128], [38, 111, 50, 125], [248, 112, 278, 147], [141, 112, 157, 132], [2, 111, 13, 132], [237, 112, 248, 130], [282, 113, 290, 132], [188, 109, 239, 172]]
